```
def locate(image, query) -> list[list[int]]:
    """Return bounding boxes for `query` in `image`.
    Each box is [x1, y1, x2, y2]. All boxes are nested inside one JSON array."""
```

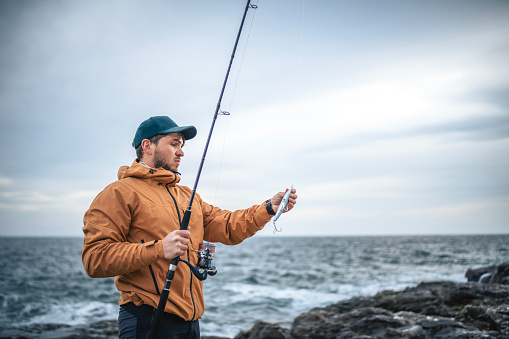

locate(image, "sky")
[[0, 0, 508, 237]]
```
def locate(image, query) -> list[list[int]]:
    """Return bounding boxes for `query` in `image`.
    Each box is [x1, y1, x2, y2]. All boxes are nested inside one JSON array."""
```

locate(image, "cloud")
[[0, 175, 13, 187], [1, 191, 53, 202], [0, 188, 99, 213], [411, 114, 509, 141], [396, 198, 509, 218], [303, 177, 408, 201], [0, 1, 508, 236], [228, 37, 509, 156]]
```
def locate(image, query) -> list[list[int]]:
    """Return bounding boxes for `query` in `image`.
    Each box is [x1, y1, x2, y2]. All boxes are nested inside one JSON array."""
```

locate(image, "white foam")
[[24, 301, 118, 326]]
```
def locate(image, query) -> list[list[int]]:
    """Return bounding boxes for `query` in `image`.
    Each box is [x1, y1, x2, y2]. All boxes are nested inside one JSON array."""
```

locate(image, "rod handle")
[[180, 209, 191, 231]]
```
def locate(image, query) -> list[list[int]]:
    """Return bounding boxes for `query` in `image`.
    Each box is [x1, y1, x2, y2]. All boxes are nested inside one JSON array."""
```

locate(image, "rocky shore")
[[235, 281, 509, 339], [234, 263, 509, 339], [2, 264, 507, 339]]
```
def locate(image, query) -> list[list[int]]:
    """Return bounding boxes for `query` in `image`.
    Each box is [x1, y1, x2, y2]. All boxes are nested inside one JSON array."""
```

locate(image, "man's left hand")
[[270, 188, 298, 213]]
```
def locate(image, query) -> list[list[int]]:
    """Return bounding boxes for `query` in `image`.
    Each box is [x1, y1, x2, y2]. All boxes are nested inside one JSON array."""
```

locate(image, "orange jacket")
[[82, 160, 272, 321]]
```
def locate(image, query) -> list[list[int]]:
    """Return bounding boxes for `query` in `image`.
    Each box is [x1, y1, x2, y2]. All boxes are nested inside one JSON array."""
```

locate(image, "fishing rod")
[[146, 1, 257, 337]]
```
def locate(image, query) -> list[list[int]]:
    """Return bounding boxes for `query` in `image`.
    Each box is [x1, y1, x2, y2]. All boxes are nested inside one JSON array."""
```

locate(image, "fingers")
[[289, 189, 298, 204], [174, 229, 190, 242], [286, 188, 298, 205], [174, 230, 190, 255], [286, 189, 298, 211], [162, 229, 191, 259], [285, 196, 297, 212], [271, 188, 298, 213]]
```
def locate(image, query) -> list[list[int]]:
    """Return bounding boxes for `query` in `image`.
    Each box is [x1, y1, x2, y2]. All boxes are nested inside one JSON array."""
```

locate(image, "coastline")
[[234, 281, 509, 339], [1, 280, 507, 339]]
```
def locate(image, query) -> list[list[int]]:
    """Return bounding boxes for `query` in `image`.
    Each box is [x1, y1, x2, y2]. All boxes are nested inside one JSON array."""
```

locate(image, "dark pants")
[[118, 303, 200, 339]]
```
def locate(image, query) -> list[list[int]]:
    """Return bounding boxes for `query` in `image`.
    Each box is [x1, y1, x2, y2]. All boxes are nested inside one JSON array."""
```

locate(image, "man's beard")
[[153, 149, 178, 173]]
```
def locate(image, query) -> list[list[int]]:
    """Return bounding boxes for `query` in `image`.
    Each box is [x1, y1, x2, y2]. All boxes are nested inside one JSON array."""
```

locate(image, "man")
[[82, 116, 297, 338]]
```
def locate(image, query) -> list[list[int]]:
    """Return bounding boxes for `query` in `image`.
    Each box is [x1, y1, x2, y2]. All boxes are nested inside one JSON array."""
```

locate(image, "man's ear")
[[141, 139, 153, 156]]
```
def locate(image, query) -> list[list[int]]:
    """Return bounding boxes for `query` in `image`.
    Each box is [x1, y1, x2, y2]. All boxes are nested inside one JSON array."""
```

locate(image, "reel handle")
[[178, 259, 217, 281]]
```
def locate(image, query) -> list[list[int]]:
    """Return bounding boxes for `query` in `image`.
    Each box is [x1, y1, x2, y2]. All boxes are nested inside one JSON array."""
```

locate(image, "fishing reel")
[[178, 242, 217, 281]]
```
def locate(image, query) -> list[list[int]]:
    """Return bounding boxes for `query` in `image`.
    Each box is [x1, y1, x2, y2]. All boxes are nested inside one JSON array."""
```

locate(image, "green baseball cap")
[[132, 116, 197, 148]]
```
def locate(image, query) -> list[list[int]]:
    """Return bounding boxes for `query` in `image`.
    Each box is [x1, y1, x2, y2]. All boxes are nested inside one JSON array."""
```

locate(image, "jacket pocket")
[[141, 239, 160, 294]]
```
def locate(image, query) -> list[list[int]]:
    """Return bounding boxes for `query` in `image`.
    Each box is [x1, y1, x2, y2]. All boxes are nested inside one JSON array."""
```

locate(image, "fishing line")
[[225, 0, 259, 112], [212, 1, 259, 208], [298, 0, 305, 86]]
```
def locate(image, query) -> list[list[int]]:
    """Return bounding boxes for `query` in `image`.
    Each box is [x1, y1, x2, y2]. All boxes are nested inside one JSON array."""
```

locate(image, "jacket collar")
[[117, 160, 181, 186]]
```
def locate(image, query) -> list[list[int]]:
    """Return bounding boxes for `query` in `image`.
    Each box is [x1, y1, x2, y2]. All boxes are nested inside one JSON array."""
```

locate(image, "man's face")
[[153, 133, 185, 173]]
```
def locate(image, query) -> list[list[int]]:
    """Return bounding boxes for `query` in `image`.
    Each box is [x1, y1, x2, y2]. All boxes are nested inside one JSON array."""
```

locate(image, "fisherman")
[[82, 116, 297, 339]]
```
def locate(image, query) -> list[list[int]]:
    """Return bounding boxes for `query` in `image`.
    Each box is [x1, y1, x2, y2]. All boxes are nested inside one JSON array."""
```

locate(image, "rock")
[[291, 307, 409, 338], [290, 307, 502, 339], [492, 263, 509, 285], [466, 262, 509, 285], [462, 305, 509, 333], [238, 281, 509, 339], [466, 265, 497, 283], [234, 321, 292, 339], [323, 281, 509, 318], [289, 282, 509, 339]]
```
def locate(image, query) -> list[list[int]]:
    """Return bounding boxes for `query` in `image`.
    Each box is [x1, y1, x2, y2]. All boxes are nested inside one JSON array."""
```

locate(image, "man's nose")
[[177, 148, 184, 157]]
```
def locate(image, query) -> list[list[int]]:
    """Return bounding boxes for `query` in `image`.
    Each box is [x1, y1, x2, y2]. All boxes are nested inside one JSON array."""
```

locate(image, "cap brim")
[[160, 125, 197, 140]]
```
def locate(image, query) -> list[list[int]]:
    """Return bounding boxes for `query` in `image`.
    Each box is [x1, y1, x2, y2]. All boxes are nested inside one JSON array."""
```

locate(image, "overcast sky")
[[1, 0, 508, 237]]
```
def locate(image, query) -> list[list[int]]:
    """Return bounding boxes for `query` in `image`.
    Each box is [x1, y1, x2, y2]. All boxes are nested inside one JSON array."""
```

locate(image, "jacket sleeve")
[[82, 184, 164, 278], [200, 196, 273, 245]]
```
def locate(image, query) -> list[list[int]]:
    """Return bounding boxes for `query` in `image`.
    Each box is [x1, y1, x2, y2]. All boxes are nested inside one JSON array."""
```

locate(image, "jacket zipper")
[[166, 184, 197, 321]]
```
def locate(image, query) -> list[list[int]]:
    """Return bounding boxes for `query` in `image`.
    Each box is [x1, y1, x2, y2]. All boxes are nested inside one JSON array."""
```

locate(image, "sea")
[[0, 235, 508, 338]]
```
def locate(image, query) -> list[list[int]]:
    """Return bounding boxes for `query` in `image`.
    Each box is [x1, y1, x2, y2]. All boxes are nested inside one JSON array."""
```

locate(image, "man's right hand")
[[162, 229, 190, 259]]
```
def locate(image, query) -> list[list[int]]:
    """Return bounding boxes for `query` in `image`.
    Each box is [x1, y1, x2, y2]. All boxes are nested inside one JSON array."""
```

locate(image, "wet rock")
[[291, 282, 509, 339], [234, 321, 292, 339], [466, 262, 509, 285], [323, 281, 509, 318], [462, 305, 509, 333], [240, 281, 509, 339], [492, 263, 509, 285], [466, 265, 497, 283], [291, 307, 410, 338], [290, 306, 501, 339]]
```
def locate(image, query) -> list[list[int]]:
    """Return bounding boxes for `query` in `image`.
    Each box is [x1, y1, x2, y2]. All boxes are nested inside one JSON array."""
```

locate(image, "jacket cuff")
[[254, 200, 274, 227], [142, 239, 165, 264]]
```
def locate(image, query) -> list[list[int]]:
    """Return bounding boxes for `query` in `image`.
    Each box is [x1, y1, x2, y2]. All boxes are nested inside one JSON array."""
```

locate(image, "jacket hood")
[[117, 160, 181, 185]]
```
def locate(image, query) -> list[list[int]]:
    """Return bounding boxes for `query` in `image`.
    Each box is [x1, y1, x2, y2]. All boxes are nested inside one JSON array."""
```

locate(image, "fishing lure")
[[273, 185, 293, 233]]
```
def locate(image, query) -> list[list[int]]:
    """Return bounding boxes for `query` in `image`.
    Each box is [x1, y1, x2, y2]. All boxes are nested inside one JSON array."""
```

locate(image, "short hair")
[[135, 133, 185, 160]]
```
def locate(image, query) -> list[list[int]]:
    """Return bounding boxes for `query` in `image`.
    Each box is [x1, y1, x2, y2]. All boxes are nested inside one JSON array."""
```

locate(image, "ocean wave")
[[22, 301, 118, 326]]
